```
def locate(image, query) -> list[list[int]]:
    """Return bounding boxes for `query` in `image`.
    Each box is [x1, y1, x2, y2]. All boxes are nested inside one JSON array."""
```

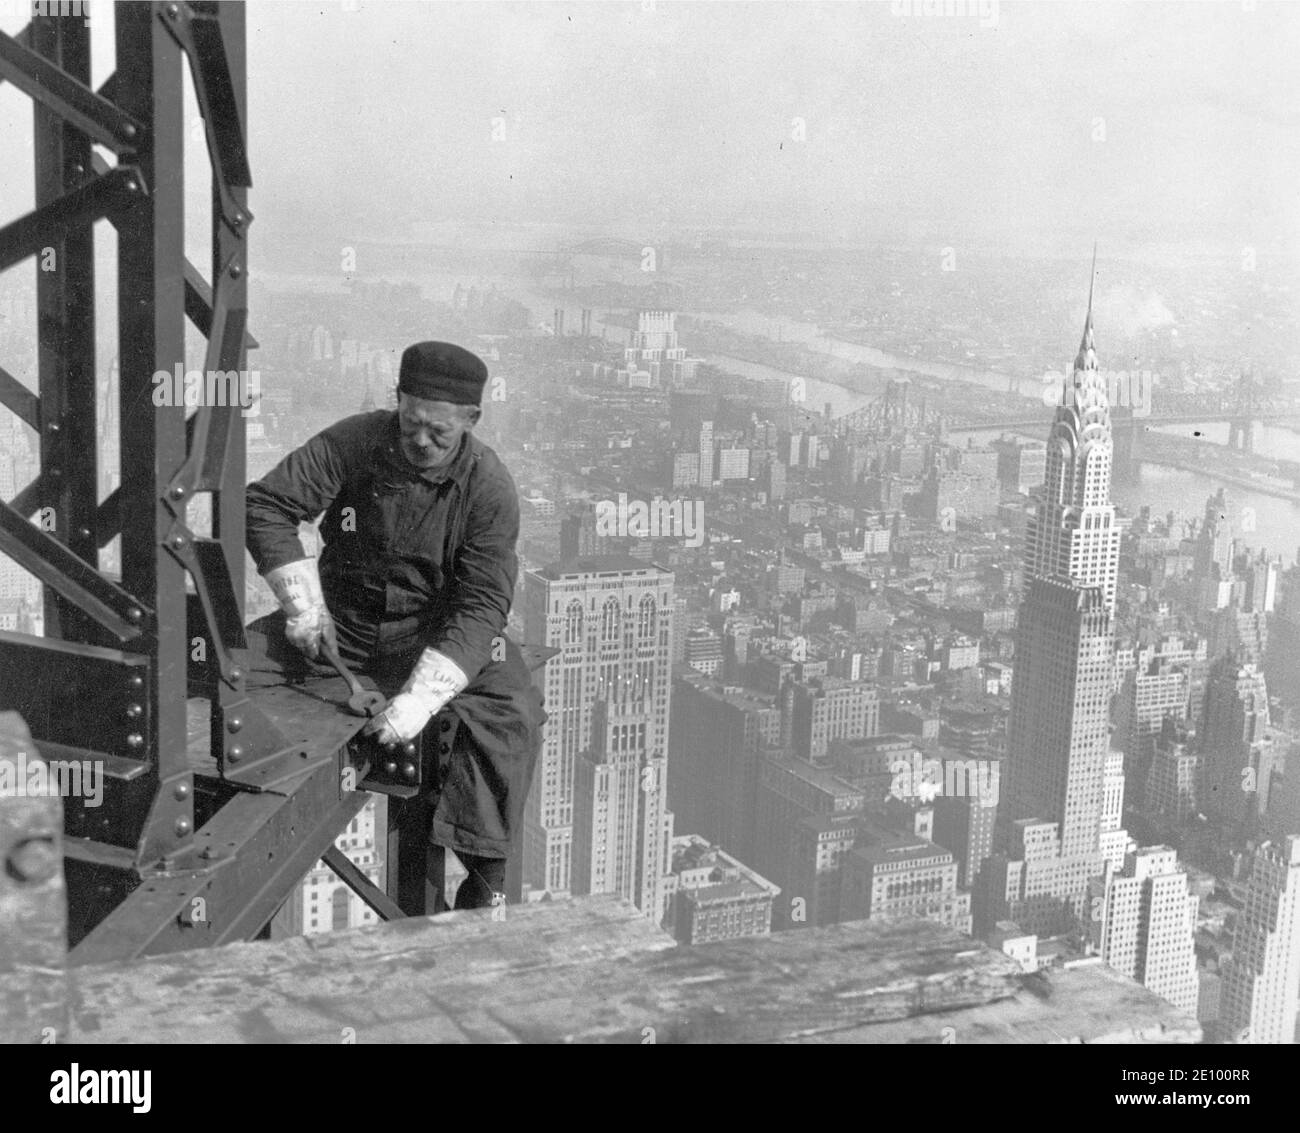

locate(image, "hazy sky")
[[1, 1, 1298, 255]]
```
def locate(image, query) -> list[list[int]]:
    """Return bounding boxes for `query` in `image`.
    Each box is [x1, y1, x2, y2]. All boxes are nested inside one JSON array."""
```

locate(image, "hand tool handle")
[[319, 641, 366, 699]]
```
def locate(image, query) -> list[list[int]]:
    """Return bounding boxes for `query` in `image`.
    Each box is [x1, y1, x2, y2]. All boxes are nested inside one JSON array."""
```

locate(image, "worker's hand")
[[364, 692, 432, 748], [264, 558, 336, 660], [286, 604, 337, 661], [363, 648, 469, 748]]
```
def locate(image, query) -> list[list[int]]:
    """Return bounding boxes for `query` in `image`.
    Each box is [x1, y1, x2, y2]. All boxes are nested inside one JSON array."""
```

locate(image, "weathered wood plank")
[[0, 711, 67, 1044], [790, 964, 1202, 1044], [62, 898, 1028, 1043], [65, 895, 675, 1042]]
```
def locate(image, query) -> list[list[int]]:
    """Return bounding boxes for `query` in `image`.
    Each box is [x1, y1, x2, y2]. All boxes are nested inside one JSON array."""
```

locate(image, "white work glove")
[[364, 648, 468, 749], [264, 558, 336, 660]]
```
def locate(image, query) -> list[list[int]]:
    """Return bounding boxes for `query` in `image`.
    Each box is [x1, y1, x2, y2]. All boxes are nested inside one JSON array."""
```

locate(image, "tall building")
[[755, 754, 865, 929], [1089, 846, 1199, 1015], [668, 669, 781, 865], [1221, 836, 1300, 1044], [683, 626, 723, 676], [842, 828, 973, 935], [698, 419, 714, 488], [789, 678, 879, 761], [987, 272, 1120, 935], [666, 834, 780, 945], [519, 556, 675, 919], [276, 797, 385, 937], [624, 309, 696, 387], [1199, 654, 1274, 828], [992, 435, 1047, 496]]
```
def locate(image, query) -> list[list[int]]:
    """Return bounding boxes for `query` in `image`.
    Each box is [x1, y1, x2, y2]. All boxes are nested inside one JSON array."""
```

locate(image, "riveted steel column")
[[113, 2, 192, 863]]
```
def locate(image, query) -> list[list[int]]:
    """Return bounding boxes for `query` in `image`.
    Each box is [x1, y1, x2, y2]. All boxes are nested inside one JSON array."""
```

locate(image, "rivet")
[[77, 526, 91, 539], [229, 264, 242, 279], [230, 666, 244, 683], [128, 671, 144, 686], [127, 610, 143, 626], [6, 837, 58, 884], [166, 3, 179, 18], [47, 421, 61, 434], [402, 763, 416, 780], [401, 742, 417, 758], [227, 715, 243, 733], [126, 703, 143, 719], [169, 534, 186, 549], [383, 761, 397, 776], [169, 484, 186, 500], [174, 818, 191, 837], [227, 744, 244, 763], [173, 781, 190, 801], [126, 733, 143, 750]]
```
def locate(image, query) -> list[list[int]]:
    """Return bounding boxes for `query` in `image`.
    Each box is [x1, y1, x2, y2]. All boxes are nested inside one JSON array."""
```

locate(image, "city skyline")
[[1, 0, 1298, 1055]]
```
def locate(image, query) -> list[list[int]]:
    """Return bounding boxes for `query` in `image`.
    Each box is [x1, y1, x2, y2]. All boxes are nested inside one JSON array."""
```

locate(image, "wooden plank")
[[65, 895, 674, 1043], [0, 711, 67, 1044], [61, 899, 1030, 1044], [791, 964, 1202, 1045]]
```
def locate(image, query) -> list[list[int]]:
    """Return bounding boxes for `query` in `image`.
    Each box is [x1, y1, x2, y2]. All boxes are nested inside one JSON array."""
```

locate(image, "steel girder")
[[0, 2, 400, 960]]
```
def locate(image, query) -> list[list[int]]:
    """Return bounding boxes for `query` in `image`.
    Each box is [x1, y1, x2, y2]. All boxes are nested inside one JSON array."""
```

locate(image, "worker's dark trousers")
[[389, 789, 507, 913]]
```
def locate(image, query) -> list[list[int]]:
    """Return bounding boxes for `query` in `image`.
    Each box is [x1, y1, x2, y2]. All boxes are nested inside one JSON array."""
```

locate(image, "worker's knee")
[[453, 852, 506, 909]]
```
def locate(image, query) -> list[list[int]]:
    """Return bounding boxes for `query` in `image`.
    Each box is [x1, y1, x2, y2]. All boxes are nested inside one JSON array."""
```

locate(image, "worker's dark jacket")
[[245, 410, 545, 859]]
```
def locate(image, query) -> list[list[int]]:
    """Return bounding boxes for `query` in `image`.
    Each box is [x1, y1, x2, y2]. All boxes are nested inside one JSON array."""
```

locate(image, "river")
[[256, 272, 1298, 566]]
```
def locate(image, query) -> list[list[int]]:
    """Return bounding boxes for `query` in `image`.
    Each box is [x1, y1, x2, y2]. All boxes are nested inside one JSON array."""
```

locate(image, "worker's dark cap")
[[397, 341, 488, 406]]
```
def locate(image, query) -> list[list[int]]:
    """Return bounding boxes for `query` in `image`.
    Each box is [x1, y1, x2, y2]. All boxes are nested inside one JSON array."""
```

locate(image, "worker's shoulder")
[[466, 434, 518, 491], [313, 409, 392, 452]]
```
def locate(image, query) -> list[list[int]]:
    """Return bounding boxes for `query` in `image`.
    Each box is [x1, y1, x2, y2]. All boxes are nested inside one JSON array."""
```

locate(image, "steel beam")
[[112, 2, 194, 865], [0, 28, 144, 153]]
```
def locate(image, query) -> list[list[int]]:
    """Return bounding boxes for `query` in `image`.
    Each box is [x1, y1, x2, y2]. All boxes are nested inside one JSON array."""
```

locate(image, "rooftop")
[[533, 554, 671, 579]]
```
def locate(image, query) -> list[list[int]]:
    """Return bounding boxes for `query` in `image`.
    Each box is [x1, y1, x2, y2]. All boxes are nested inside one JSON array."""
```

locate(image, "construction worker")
[[245, 341, 545, 911]]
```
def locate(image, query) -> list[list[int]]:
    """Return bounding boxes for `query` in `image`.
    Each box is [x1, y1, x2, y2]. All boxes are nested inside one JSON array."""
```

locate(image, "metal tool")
[[318, 642, 386, 718]]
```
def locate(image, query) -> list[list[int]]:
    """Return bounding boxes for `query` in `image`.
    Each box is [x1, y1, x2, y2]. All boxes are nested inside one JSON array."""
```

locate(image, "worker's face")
[[397, 394, 478, 469]]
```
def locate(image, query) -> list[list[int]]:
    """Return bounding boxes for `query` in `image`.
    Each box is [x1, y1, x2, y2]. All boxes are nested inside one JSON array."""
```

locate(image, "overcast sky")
[[1, 1, 1297, 256]]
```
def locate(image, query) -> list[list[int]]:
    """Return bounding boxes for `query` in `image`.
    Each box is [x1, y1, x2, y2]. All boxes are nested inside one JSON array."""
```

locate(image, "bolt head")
[[169, 484, 185, 500], [6, 837, 58, 885]]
